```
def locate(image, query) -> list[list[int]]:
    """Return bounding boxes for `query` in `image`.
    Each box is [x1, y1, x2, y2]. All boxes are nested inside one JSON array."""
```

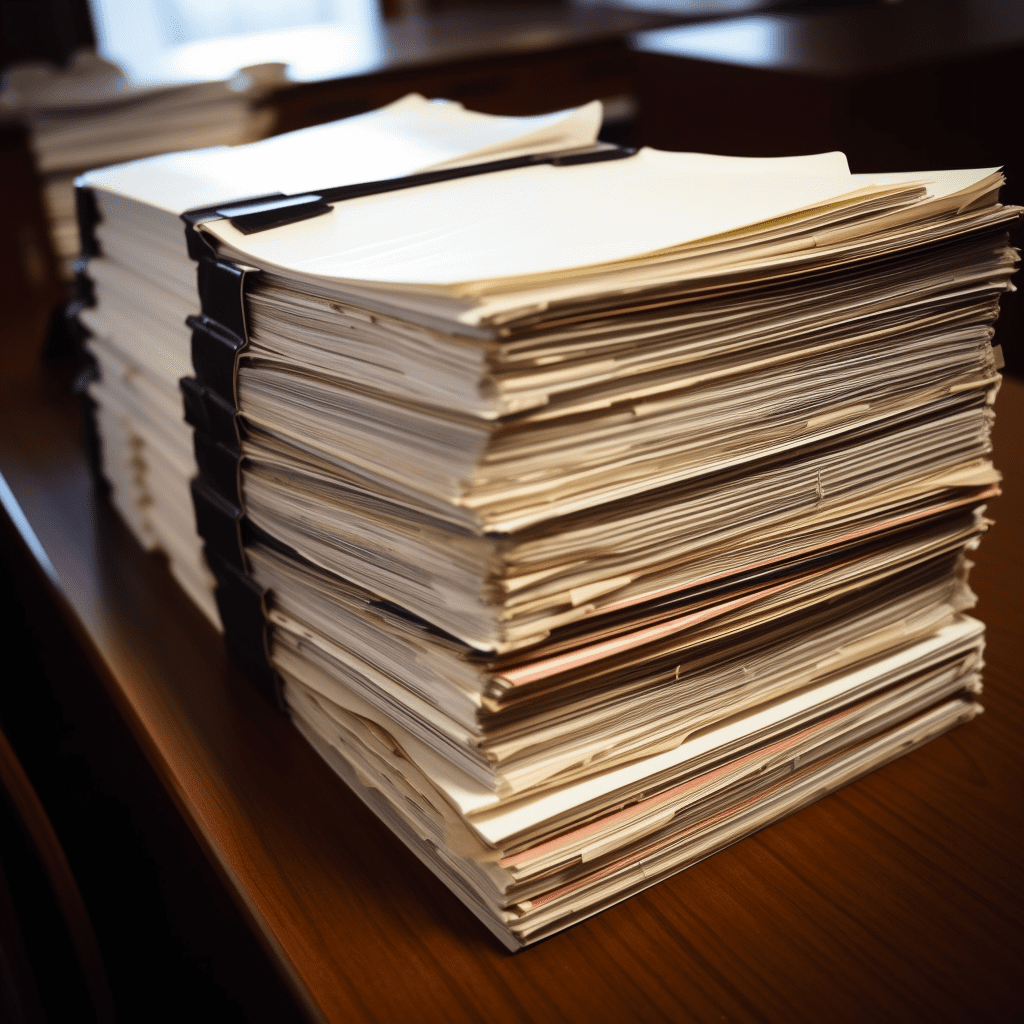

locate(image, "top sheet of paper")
[[78, 94, 604, 214], [200, 147, 863, 284]]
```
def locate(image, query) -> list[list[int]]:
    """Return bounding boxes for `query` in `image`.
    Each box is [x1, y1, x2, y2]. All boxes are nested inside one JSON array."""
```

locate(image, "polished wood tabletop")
[[0, 314, 1020, 1023]]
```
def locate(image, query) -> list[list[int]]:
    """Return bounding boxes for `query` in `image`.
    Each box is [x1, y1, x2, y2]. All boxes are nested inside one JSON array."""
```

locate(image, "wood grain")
[[0, 328, 1019, 1023]]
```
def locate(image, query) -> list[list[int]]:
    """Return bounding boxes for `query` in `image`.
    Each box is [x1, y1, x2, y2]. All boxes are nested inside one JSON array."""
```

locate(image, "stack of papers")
[[75, 97, 1017, 948], [1, 50, 276, 278], [75, 97, 605, 625]]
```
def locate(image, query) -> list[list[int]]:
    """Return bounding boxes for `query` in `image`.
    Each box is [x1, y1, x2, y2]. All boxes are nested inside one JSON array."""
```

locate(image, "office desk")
[[0, 325, 1020, 1022], [261, 5, 679, 133]]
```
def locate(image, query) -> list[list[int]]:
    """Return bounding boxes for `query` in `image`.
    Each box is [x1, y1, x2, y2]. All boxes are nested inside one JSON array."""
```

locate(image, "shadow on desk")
[[0, 510, 307, 1023]]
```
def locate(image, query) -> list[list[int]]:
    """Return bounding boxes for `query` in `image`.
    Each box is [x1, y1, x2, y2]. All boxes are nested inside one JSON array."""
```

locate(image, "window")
[[89, 0, 380, 83]]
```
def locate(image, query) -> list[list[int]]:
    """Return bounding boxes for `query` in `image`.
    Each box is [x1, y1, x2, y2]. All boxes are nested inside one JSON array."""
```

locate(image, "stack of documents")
[[74, 97, 606, 626], [74, 97, 1017, 947], [1, 50, 276, 278]]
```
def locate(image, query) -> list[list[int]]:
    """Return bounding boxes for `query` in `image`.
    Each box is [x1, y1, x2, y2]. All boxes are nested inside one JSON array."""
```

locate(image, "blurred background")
[[2, 0, 1022, 369], [0, 1, 1021, 1021]]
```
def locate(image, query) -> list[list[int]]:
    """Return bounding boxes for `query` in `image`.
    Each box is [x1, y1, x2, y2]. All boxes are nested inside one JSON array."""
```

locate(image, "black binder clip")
[[193, 432, 242, 507], [180, 377, 238, 449], [74, 185, 101, 258], [191, 478, 246, 572], [178, 145, 638, 242], [196, 258, 250, 341], [188, 314, 245, 404]]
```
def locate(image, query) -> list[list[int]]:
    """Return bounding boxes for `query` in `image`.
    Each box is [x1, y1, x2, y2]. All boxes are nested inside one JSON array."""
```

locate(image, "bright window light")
[[89, 0, 379, 83]]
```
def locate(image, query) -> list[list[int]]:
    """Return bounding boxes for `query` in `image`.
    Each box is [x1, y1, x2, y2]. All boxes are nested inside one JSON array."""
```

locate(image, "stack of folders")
[[1, 50, 276, 279], [74, 96, 1018, 948], [73, 97, 604, 624]]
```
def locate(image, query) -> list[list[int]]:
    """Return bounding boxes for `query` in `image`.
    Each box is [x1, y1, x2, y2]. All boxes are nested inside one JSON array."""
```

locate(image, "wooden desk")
[[0, 327, 1020, 1022], [262, 5, 678, 133]]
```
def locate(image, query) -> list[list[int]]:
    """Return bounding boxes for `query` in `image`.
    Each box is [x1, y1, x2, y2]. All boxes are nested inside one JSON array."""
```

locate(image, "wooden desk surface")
[[630, 0, 1024, 78], [279, 5, 675, 83], [0, 322, 1020, 1023]]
